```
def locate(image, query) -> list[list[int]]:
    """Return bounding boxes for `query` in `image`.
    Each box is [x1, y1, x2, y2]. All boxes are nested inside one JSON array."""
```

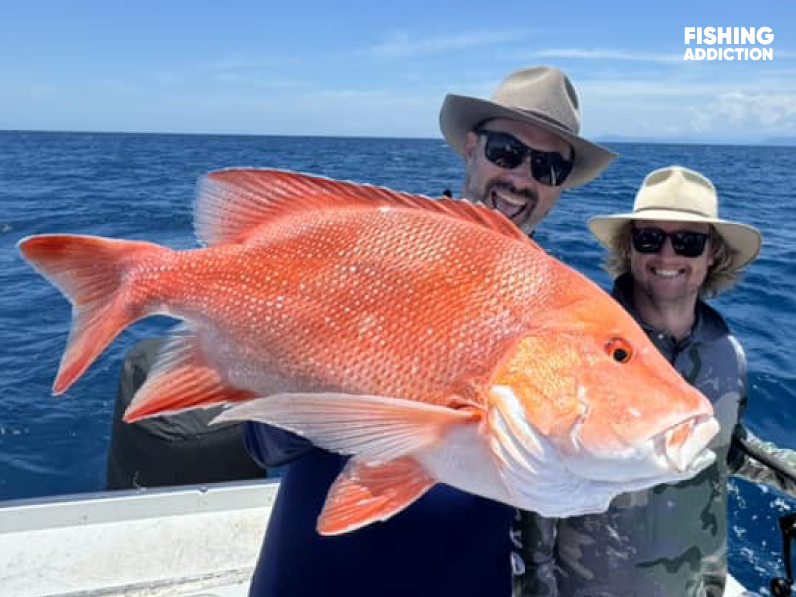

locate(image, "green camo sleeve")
[[730, 425, 796, 496], [512, 510, 559, 597]]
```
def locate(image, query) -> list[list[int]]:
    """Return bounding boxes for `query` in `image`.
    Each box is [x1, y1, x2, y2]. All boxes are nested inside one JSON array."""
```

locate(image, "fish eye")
[[606, 338, 633, 364]]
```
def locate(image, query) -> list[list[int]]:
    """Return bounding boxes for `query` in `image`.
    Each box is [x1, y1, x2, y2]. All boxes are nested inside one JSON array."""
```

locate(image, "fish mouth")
[[561, 413, 719, 483], [658, 414, 719, 473], [614, 413, 719, 480], [486, 385, 717, 518]]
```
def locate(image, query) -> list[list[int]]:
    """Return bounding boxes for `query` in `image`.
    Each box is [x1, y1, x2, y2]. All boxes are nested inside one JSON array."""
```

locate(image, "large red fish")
[[18, 169, 718, 534]]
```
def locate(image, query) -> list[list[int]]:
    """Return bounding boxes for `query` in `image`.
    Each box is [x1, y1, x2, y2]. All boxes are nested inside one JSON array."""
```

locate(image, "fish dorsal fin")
[[194, 168, 530, 246]]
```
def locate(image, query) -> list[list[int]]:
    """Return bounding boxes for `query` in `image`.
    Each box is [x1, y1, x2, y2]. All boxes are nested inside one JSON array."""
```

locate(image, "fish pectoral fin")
[[318, 456, 435, 535], [124, 326, 254, 422], [214, 392, 482, 463]]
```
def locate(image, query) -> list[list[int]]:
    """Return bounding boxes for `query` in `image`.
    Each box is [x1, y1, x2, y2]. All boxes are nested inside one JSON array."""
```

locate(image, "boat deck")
[[0, 479, 750, 596], [0, 480, 278, 597]]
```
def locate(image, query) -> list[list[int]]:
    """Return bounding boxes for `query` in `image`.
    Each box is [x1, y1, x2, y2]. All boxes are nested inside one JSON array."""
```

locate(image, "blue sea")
[[1, 131, 795, 593]]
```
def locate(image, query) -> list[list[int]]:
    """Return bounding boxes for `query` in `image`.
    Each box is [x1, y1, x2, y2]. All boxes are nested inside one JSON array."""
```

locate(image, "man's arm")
[[729, 424, 796, 496], [725, 338, 796, 495], [512, 510, 559, 597]]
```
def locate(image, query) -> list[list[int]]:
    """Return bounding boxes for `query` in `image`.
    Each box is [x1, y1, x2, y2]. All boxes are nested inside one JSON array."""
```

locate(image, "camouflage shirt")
[[513, 274, 796, 597]]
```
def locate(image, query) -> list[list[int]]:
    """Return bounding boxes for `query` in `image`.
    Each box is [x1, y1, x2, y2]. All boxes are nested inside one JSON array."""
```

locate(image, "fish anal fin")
[[317, 456, 435, 535], [123, 329, 254, 422]]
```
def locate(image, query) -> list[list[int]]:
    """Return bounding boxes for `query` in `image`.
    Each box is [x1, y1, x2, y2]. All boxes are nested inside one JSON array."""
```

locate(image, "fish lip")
[[681, 447, 716, 474], [559, 411, 718, 483], [659, 414, 719, 472]]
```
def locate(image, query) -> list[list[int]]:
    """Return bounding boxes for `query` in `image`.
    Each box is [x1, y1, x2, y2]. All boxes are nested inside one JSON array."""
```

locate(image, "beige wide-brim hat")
[[439, 66, 617, 189], [588, 165, 762, 271]]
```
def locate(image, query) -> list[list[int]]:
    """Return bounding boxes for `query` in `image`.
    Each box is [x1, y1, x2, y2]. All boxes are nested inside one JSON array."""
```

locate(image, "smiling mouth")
[[651, 267, 685, 279], [489, 188, 533, 222]]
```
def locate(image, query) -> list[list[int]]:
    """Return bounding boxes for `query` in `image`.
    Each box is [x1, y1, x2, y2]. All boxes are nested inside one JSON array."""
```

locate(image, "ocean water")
[[1, 131, 795, 592]]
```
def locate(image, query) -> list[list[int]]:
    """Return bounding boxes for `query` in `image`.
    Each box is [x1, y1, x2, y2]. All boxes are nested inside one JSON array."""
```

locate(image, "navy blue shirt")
[[245, 423, 515, 597]]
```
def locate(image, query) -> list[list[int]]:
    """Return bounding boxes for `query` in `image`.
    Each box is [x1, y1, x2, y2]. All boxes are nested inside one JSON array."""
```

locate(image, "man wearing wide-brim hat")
[[440, 65, 615, 235], [590, 165, 761, 304], [243, 66, 616, 597], [520, 165, 796, 597]]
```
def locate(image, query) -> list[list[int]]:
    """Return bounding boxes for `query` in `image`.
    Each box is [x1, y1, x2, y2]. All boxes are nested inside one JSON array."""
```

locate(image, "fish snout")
[[661, 414, 720, 472], [559, 411, 719, 484]]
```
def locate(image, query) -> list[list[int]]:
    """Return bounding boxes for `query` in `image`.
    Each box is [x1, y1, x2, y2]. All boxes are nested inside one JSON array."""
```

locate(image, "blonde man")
[[517, 166, 796, 597]]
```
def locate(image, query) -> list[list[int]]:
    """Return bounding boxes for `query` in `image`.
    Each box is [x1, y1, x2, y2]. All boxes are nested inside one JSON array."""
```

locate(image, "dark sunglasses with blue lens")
[[630, 227, 710, 258], [477, 129, 574, 187]]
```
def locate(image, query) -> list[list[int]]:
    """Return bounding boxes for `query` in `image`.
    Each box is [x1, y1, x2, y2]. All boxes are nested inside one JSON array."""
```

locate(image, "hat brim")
[[588, 210, 762, 270], [439, 94, 617, 189]]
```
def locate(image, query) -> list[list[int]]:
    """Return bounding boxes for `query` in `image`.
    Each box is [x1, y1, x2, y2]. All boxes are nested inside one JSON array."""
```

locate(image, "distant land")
[[597, 135, 796, 147], [762, 136, 796, 147]]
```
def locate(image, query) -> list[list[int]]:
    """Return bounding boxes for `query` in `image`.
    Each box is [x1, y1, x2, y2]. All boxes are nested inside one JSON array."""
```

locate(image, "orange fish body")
[[18, 169, 719, 534]]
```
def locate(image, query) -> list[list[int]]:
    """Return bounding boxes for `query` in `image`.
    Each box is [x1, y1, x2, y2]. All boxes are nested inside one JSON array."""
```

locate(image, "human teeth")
[[493, 190, 526, 206], [489, 190, 527, 220], [653, 269, 681, 278]]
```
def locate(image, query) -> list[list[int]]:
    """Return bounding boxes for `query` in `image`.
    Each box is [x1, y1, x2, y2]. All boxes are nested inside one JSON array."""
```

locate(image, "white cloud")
[[198, 56, 302, 73], [578, 78, 708, 99], [689, 91, 796, 132], [534, 47, 681, 65], [369, 30, 529, 58]]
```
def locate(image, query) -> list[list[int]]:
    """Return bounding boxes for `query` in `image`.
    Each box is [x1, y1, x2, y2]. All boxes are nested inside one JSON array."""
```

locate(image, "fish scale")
[[174, 211, 533, 401]]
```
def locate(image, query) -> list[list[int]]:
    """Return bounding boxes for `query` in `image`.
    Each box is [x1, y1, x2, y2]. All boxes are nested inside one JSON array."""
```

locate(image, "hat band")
[[633, 206, 715, 219], [507, 107, 577, 135]]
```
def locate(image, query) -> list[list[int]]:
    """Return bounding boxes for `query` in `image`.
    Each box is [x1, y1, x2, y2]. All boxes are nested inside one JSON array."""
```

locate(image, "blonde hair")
[[602, 221, 741, 298]]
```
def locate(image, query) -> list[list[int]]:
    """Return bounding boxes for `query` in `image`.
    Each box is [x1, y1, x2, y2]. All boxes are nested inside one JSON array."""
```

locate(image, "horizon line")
[[1, 128, 794, 149]]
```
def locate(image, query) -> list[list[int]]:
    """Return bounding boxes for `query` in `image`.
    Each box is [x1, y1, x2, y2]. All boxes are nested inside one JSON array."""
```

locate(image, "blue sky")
[[2, 0, 795, 142]]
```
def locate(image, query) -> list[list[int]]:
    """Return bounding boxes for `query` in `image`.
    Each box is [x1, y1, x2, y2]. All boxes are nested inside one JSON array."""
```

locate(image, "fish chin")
[[519, 449, 717, 518], [561, 414, 719, 484], [497, 427, 716, 518], [488, 386, 718, 518]]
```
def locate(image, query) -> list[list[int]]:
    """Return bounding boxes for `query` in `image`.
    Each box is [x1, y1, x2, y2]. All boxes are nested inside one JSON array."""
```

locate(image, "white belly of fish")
[[416, 423, 517, 506]]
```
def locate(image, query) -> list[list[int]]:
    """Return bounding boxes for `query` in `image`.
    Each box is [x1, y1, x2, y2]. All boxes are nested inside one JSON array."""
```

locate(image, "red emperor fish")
[[18, 168, 719, 535]]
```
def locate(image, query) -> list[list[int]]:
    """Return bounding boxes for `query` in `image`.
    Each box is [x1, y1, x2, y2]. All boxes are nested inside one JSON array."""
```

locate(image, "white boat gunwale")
[[0, 479, 749, 596]]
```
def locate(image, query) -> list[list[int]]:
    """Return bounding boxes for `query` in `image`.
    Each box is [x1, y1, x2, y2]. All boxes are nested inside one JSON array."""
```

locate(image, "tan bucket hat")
[[588, 165, 762, 270], [439, 66, 616, 188]]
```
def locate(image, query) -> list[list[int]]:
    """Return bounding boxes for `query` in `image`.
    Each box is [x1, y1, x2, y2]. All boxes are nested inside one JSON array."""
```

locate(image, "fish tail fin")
[[17, 234, 166, 394]]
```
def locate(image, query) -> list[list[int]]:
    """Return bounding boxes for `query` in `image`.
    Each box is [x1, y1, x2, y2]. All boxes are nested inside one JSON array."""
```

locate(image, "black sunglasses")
[[630, 227, 710, 258], [477, 130, 574, 187]]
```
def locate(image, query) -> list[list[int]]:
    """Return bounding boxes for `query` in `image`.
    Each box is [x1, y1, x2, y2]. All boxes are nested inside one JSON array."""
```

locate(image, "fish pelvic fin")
[[318, 456, 435, 535], [123, 328, 255, 422], [213, 392, 481, 463], [195, 168, 532, 247], [17, 234, 166, 395]]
